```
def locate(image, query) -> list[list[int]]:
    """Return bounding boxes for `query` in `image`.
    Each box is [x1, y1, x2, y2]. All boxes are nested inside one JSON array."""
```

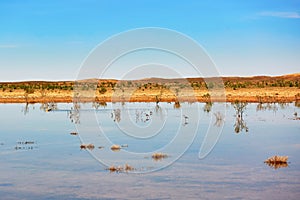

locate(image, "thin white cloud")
[[259, 11, 300, 19], [0, 44, 18, 48]]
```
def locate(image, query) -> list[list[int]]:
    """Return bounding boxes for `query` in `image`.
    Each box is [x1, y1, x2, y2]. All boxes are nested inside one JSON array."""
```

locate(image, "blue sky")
[[0, 0, 299, 81]]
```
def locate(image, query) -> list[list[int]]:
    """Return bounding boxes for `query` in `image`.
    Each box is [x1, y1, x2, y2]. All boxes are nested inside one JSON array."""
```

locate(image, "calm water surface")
[[0, 102, 299, 200]]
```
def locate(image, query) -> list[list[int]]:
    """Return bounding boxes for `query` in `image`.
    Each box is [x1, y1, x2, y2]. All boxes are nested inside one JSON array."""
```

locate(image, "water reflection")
[[15, 141, 38, 151], [232, 102, 249, 133], [40, 102, 57, 112], [278, 103, 289, 109], [155, 103, 162, 114], [214, 112, 224, 127], [256, 102, 290, 112], [92, 101, 107, 109], [111, 109, 121, 123], [22, 102, 59, 115], [109, 104, 164, 124], [68, 103, 80, 124], [203, 102, 212, 113], [22, 102, 30, 115], [256, 103, 278, 112], [295, 101, 300, 108], [134, 109, 152, 123], [183, 115, 189, 126], [264, 162, 289, 170], [173, 101, 181, 109]]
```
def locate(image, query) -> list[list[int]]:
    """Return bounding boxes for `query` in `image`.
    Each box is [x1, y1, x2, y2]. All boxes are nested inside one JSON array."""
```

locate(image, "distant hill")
[[0, 73, 299, 104], [1, 73, 299, 85]]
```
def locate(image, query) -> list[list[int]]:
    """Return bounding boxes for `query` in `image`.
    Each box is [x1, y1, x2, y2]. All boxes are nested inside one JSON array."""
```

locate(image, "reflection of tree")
[[203, 102, 212, 113], [135, 109, 152, 123], [173, 101, 181, 109], [295, 101, 300, 108], [111, 109, 121, 123], [134, 105, 163, 124], [22, 103, 30, 115], [135, 110, 140, 123], [155, 104, 161, 114], [278, 103, 288, 110], [68, 103, 80, 124], [22, 102, 58, 115], [40, 102, 57, 112], [265, 162, 288, 169], [22, 92, 31, 115], [234, 116, 248, 133], [92, 102, 107, 110], [256, 103, 278, 112], [232, 101, 249, 133], [155, 103, 164, 122], [214, 112, 224, 127]]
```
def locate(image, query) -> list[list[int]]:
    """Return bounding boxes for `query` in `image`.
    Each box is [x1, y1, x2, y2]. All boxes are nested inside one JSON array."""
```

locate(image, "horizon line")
[[0, 73, 299, 83]]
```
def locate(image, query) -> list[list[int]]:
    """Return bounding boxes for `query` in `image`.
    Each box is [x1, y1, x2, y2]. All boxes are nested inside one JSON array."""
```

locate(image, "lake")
[[0, 102, 300, 200]]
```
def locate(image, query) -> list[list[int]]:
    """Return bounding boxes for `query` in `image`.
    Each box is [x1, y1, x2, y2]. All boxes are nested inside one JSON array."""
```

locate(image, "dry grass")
[[152, 152, 168, 161], [108, 164, 134, 172], [110, 144, 121, 151], [264, 155, 289, 169], [108, 165, 123, 172], [80, 143, 95, 150], [124, 164, 134, 171], [264, 155, 288, 163]]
